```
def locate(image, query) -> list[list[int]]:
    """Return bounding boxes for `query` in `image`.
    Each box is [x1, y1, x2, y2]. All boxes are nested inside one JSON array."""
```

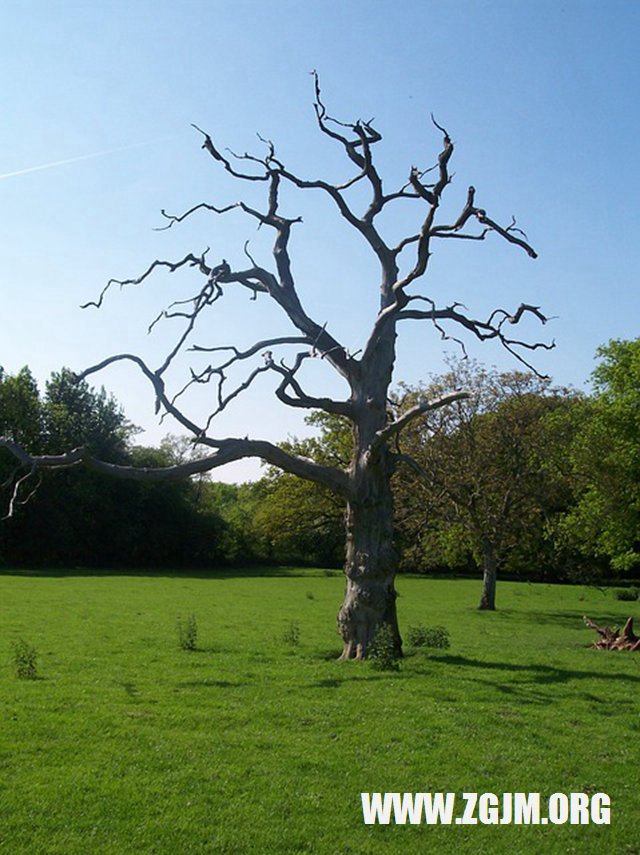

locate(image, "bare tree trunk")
[[478, 540, 497, 610], [337, 436, 402, 659], [337, 507, 400, 657], [336, 310, 403, 660]]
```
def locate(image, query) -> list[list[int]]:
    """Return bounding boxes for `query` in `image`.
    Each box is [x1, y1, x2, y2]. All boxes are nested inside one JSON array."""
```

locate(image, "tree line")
[[1, 338, 639, 600], [0, 368, 224, 567]]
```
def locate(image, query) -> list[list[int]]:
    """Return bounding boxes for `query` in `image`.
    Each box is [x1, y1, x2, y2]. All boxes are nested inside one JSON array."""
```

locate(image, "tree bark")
[[337, 462, 401, 660], [478, 540, 497, 610], [336, 306, 403, 660], [337, 346, 402, 658]]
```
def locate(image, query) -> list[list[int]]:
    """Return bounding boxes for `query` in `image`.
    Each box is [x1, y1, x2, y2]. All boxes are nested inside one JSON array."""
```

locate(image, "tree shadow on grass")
[[317, 648, 344, 661], [429, 654, 640, 687], [306, 671, 409, 688], [175, 679, 247, 689], [180, 646, 220, 655], [521, 610, 640, 630]]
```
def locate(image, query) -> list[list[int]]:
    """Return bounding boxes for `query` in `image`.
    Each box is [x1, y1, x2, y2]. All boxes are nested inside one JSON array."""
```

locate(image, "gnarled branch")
[[0, 433, 351, 519], [373, 391, 470, 448]]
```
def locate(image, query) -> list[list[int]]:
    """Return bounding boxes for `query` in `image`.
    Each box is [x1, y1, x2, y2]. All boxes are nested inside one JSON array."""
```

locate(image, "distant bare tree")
[[1, 76, 550, 658]]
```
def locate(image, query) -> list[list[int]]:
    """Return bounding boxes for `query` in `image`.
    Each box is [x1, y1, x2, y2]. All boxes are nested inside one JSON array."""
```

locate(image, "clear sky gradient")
[[2, 1, 638, 480]]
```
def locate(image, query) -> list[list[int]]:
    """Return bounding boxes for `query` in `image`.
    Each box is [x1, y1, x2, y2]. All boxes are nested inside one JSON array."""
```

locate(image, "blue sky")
[[2, 0, 638, 480]]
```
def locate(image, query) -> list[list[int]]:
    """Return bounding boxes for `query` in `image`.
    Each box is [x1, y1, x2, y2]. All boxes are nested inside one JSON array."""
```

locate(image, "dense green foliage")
[[393, 359, 583, 585], [0, 368, 225, 567], [406, 624, 451, 650], [0, 569, 637, 853], [251, 412, 349, 568], [558, 339, 640, 572]]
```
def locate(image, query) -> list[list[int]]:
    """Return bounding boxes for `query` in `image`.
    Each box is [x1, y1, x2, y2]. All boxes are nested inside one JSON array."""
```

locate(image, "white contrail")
[[0, 137, 173, 182]]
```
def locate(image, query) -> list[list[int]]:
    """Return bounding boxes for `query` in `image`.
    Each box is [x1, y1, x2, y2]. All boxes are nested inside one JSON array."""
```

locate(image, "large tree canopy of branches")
[[1, 77, 550, 659]]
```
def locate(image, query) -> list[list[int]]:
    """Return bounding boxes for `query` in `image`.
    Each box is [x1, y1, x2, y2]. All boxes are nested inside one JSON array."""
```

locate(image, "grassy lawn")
[[1, 569, 638, 854]]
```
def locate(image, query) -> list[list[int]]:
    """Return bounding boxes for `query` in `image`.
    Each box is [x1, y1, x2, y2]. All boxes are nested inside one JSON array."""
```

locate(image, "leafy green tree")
[[1, 368, 44, 557], [1, 370, 225, 567], [394, 358, 578, 609], [251, 413, 350, 567], [198, 480, 266, 565], [253, 469, 344, 568], [42, 368, 131, 460], [0, 367, 43, 451], [559, 339, 640, 572], [0, 367, 133, 562], [104, 441, 225, 567]]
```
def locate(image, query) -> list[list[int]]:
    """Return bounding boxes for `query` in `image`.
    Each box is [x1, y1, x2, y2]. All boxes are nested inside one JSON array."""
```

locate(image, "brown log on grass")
[[583, 616, 640, 651]]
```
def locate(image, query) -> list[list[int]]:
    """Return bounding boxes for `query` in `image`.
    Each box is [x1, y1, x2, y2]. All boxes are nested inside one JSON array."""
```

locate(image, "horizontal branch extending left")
[[0, 432, 352, 520]]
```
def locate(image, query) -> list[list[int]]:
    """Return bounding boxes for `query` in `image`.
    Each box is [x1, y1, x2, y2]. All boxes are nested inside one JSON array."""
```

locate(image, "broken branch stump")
[[583, 615, 640, 651]]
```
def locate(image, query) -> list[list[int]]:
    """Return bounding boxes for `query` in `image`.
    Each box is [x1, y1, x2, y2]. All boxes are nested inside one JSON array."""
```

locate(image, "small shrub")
[[369, 623, 400, 671], [407, 624, 427, 647], [614, 587, 639, 602], [282, 621, 301, 647], [176, 614, 198, 651], [407, 624, 451, 650], [305, 591, 315, 600], [11, 639, 39, 680]]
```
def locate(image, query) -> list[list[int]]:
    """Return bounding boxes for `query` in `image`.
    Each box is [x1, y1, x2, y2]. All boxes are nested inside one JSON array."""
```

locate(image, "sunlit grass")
[[1, 570, 638, 853]]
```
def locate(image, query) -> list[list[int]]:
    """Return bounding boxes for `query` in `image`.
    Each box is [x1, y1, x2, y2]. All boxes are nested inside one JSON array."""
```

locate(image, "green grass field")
[[1, 569, 638, 854]]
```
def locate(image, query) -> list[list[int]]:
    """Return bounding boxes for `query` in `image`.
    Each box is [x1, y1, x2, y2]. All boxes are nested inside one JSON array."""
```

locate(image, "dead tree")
[[0, 76, 550, 659], [584, 616, 640, 651]]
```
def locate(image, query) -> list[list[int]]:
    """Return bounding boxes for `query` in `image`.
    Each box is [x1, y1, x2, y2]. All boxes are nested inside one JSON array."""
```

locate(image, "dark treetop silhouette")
[[1, 76, 551, 659]]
